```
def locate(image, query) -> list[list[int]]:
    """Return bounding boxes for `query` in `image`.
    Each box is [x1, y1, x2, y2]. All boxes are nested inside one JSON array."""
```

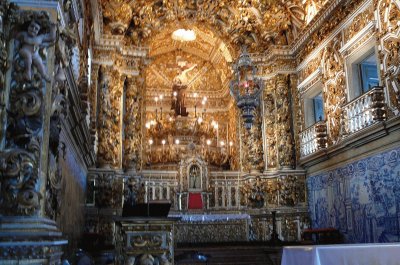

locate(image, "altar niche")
[[188, 164, 201, 191]]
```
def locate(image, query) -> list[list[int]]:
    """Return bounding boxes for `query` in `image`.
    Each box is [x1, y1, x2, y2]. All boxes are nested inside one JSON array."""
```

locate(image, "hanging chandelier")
[[230, 46, 264, 129]]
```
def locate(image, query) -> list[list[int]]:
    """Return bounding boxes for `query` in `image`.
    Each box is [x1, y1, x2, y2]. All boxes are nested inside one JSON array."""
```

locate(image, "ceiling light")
[[172, 29, 196, 42]]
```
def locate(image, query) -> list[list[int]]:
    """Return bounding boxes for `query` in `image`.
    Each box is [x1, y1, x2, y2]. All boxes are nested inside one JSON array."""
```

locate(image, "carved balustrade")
[[300, 121, 327, 157], [344, 86, 387, 134]]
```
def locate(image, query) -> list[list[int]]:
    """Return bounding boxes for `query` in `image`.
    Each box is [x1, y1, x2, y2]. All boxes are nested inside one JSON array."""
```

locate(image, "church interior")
[[0, 0, 400, 264]]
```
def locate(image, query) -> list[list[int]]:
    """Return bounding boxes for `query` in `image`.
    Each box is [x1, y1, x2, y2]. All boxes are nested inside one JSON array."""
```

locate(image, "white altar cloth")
[[281, 243, 400, 265]]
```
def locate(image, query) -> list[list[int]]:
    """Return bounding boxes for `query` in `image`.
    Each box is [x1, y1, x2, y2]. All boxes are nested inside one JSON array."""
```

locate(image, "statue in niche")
[[124, 182, 137, 207], [171, 61, 196, 117], [189, 164, 201, 189], [15, 19, 56, 82]]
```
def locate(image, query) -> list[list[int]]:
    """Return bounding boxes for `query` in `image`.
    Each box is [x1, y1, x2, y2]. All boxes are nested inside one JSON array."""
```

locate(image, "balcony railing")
[[300, 121, 327, 157], [344, 86, 386, 135]]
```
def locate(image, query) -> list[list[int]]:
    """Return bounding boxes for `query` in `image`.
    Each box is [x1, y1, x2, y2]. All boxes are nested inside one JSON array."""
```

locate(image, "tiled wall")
[[307, 146, 400, 243]]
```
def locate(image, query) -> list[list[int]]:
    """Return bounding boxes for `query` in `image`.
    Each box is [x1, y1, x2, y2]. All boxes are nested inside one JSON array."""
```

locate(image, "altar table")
[[281, 243, 400, 265]]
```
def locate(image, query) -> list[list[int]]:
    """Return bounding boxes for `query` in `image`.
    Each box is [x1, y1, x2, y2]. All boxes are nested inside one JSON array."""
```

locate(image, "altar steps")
[[175, 245, 282, 265]]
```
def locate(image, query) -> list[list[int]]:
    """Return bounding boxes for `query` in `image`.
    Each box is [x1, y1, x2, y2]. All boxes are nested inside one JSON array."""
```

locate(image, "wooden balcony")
[[343, 86, 386, 135], [300, 121, 327, 157]]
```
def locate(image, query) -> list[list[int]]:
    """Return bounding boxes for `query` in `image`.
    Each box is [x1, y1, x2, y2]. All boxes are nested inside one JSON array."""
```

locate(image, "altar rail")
[[86, 171, 307, 212]]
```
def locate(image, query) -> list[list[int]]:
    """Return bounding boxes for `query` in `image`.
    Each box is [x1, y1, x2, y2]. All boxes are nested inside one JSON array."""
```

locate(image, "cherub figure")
[[15, 20, 56, 82]]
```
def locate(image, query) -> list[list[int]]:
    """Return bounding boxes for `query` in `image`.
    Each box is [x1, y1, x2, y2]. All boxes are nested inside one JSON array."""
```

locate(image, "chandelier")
[[230, 46, 264, 129], [144, 94, 234, 166]]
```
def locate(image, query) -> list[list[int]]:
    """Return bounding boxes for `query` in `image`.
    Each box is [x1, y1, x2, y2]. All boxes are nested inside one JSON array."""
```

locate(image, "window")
[[313, 93, 325, 123], [346, 40, 381, 100], [303, 82, 325, 128], [358, 53, 379, 93]]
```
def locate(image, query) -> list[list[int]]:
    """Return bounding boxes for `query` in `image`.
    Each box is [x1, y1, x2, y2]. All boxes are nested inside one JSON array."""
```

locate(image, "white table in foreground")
[[281, 243, 400, 265]]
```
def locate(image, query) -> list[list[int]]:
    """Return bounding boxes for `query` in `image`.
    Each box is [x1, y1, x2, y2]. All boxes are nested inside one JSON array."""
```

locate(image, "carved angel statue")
[[15, 19, 56, 82]]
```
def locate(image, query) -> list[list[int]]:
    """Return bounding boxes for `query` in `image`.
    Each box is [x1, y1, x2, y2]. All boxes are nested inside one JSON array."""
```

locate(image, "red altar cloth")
[[188, 193, 203, 209]]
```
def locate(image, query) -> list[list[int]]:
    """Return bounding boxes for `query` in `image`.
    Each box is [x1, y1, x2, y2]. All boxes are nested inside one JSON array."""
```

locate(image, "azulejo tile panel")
[[307, 146, 400, 243]]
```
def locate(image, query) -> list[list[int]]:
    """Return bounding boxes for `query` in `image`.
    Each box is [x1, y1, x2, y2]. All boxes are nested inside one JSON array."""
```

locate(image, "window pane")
[[359, 53, 379, 93], [313, 93, 324, 123]]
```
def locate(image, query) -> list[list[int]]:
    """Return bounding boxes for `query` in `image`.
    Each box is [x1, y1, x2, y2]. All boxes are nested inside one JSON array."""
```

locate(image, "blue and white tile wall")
[[307, 146, 400, 243]]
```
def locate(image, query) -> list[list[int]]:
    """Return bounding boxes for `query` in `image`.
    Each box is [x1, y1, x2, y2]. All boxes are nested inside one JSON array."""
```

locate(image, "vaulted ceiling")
[[99, 0, 327, 49]]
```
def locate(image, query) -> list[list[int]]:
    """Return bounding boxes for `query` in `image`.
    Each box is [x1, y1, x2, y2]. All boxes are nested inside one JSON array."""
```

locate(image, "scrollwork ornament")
[[45, 153, 62, 219], [6, 10, 57, 150], [0, 149, 41, 215]]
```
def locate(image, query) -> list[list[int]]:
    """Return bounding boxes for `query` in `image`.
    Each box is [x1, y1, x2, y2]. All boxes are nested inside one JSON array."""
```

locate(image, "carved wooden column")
[[96, 67, 123, 168], [0, 2, 67, 263], [123, 76, 142, 172], [276, 74, 294, 169], [247, 109, 264, 173], [264, 81, 278, 170], [89, 64, 100, 148]]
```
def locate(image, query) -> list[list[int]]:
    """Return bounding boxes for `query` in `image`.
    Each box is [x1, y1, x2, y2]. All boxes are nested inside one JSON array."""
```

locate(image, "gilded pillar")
[[264, 79, 278, 170], [290, 74, 302, 165], [247, 109, 264, 173], [89, 64, 100, 146], [123, 76, 142, 171], [97, 67, 123, 168], [0, 1, 67, 263], [276, 74, 294, 169]]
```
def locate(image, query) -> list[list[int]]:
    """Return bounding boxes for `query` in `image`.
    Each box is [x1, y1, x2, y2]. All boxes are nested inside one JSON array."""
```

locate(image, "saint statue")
[[171, 63, 196, 116], [189, 164, 201, 189]]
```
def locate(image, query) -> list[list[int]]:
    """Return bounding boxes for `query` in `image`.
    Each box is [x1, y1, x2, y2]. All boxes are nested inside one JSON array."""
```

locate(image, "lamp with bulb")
[[230, 46, 264, 129]]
